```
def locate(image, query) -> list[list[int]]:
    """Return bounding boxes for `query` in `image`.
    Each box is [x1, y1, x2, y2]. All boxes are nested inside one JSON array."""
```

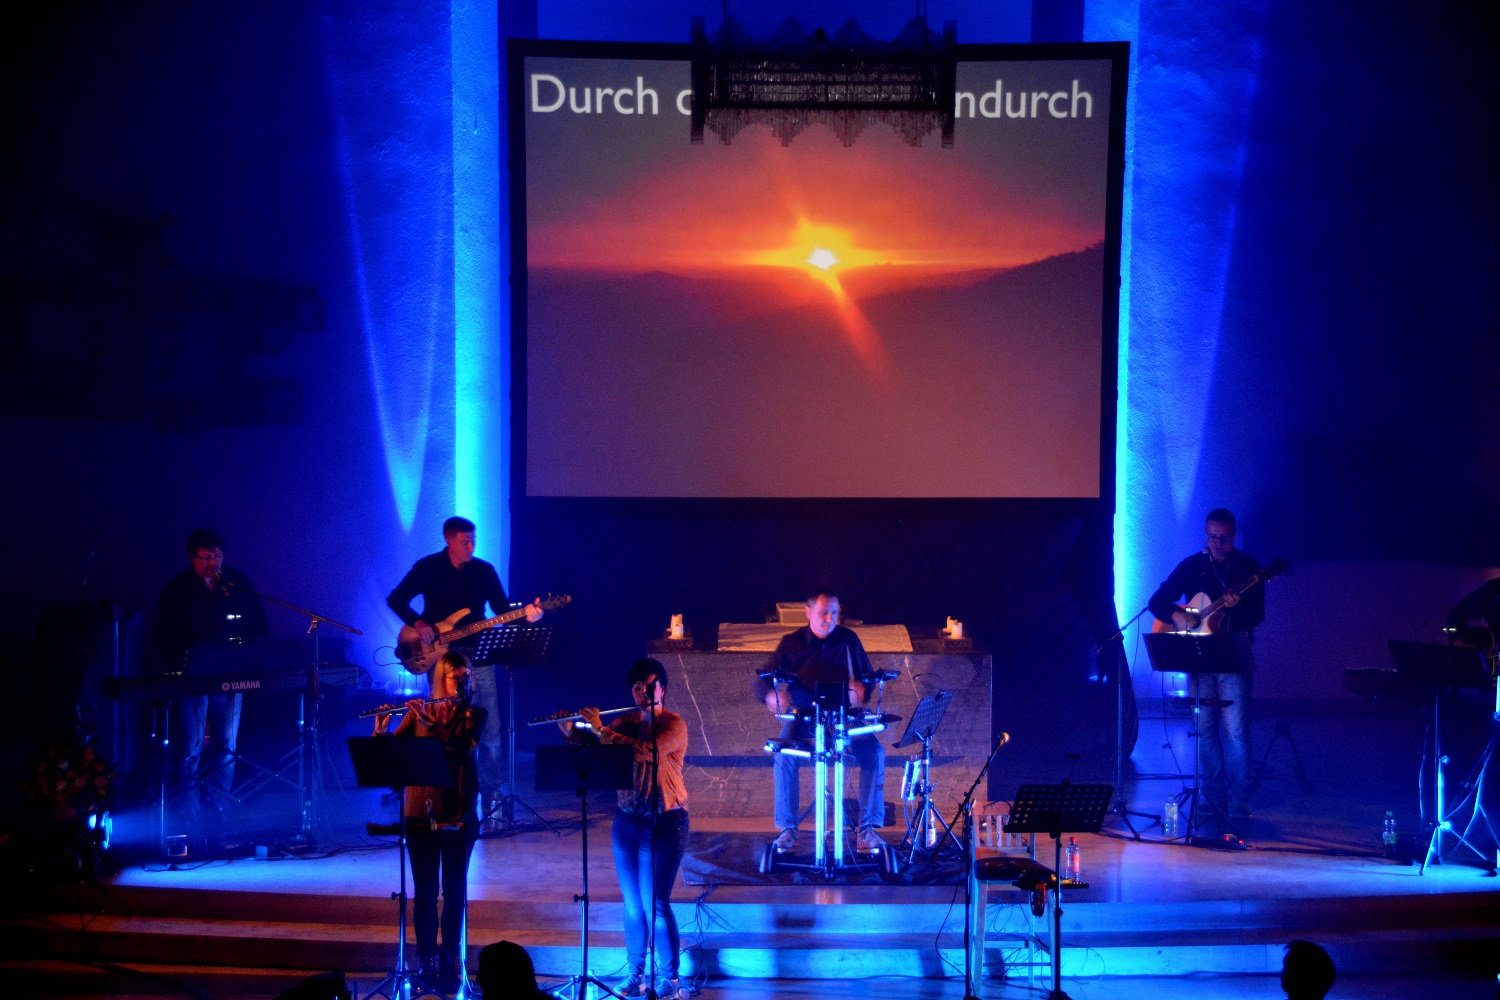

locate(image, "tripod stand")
[[1100, 605, 1153, 840], [1249, 719, 1313, 795], [1385, 641, 1494, 872], [535, 742, 635, 1000], [470, 625, 560, 837], [894, 689, 964, 863], [231, 584, 363, 848], [348, 735, 458, 1000], [1143, 631, 1250, 844]]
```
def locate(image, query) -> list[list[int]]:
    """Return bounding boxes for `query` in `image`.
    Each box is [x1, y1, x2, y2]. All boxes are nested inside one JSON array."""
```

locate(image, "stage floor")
[[12, 697, 1500, 999]]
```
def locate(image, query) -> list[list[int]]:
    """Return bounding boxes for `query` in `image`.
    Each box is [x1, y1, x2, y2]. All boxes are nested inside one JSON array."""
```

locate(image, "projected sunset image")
[[521, 55, 1116, 498]]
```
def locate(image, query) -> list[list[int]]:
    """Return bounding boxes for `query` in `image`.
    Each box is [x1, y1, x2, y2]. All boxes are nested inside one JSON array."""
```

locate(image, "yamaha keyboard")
[[105, 666, 317, 701]]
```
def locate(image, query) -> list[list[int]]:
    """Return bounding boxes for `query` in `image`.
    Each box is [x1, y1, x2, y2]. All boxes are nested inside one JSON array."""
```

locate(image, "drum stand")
[[760, 695, 898, 878]]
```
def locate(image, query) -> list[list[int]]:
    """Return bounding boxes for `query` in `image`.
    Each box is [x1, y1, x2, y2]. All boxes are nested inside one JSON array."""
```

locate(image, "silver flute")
[[527, 704, 639, 727], [358, 694, 465, 720]]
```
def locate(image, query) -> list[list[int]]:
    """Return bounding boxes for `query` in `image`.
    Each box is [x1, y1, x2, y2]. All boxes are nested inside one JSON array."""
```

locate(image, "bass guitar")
[[1152, 558, 1287, 634], [397, 594, 572, 674]]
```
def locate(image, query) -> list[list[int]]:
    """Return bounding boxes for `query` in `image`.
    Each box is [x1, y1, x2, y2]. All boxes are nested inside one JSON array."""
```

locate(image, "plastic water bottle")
[[1163, 799, 1179, 839], [1065, 836, 1081, 883], [1382, 810, 1397, 855]]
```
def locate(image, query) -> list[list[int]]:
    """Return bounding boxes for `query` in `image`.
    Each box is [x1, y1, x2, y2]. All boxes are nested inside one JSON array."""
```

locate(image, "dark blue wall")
[[1, 1, 1495, 782]]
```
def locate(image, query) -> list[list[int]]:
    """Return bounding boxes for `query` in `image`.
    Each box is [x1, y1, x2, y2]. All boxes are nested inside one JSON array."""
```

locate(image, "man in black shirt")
[[1446, 577, 1500, 649], [754, 589, 886, 854], [155, 527, 270, 841], [1149, 508, 1265, 828], [387, 516, 542, 810]]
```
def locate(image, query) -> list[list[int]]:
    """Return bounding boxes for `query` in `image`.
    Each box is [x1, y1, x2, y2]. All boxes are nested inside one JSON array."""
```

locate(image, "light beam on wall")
[[1092, 0, 1264, 636], [452, 0, 505, 561]]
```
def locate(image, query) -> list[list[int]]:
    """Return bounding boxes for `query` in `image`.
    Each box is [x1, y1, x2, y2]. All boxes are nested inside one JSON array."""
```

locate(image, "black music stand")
[[894, 690, 960, 862], [1387, 640, 1493, 873], [348, 736, 456, 1000], [1143, 631, 1250, 843], [1004, 783, 1112, 1000], [536, 742, 635, 1000], [471, 625, 559, 837]]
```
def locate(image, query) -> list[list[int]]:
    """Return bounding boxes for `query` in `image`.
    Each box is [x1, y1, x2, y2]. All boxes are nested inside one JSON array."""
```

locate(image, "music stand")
[[1004, 783, 1112, 1000], [1387, 640, 1493, 872], [470, 625, 559, 837], [1143, 632, 1250, 843], [347, 736, 456, 1000], [894, 690, 960, 862], [535, 742, 635, 1000]]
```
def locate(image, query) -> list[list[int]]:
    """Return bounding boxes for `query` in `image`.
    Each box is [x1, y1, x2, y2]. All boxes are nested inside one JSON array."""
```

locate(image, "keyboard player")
[[154, 527, 270, 849]]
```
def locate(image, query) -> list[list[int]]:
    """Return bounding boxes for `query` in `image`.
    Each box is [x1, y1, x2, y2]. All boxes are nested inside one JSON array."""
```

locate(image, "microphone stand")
[[1100, 603, 1158, 840], [947, 730, 1012, 1000], [646, 687, 662, 1000], [222, 579, 362, 846]]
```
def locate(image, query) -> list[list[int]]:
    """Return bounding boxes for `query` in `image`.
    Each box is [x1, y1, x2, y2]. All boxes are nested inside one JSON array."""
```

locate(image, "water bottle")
[[1163, 799, 1179, 839], [1065, 836, 1081, 883], [1382, 810, 1397, 855]]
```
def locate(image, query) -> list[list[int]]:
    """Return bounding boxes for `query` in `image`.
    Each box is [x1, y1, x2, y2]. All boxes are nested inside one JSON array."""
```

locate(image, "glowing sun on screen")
[[807, 247, 839, 271], [742, 221, 890, 372]]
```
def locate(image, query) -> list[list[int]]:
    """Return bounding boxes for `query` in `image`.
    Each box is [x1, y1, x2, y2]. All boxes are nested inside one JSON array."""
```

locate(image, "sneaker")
[[773, 827, 799, 853], [655, 976, 682, 999], [857, 825, 886, 853], [617, 971, 648, 997]]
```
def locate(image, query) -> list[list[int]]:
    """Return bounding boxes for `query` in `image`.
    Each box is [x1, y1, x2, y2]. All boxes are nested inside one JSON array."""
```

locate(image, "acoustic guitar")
[[397, 594, 572, 674], [1152, 558, 1287, 634]]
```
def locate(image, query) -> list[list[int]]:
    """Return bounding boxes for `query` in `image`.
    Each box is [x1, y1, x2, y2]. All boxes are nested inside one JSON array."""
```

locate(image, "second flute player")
[[558, 658, 689, 1000]]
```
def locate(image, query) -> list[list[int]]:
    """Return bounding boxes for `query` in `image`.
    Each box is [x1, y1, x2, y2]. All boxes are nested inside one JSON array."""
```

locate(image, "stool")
[[967, 854, 1057, 996]]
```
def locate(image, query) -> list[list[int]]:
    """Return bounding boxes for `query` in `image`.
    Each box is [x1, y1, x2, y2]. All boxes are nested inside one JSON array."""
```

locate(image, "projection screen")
[[512, 42, 1125, 500]]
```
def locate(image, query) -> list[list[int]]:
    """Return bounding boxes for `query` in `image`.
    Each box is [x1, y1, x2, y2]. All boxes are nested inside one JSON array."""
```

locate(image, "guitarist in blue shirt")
[[1149, 508, 1273, 832]]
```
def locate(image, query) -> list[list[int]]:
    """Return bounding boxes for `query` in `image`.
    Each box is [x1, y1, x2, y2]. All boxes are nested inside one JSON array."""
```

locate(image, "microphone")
[[212, 573, 231, 597], [997, 731, 1011, 747]]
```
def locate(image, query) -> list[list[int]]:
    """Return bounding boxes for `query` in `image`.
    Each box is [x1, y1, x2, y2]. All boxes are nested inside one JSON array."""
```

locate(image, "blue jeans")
[[1195, 663, 1252, 818], [175, 692, 242, 827], [773, 718, 886, 830], [611, 807, 689, 978], [470, 662, 503, 797]]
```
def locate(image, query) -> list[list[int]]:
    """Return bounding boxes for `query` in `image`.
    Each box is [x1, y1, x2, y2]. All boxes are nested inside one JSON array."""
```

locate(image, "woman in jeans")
[[563, 657, 690, 999]]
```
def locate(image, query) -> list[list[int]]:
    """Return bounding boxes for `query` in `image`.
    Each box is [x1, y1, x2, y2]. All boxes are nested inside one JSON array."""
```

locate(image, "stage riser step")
[[45, 886, 1500, 936], [18, 920, 1498, 980]]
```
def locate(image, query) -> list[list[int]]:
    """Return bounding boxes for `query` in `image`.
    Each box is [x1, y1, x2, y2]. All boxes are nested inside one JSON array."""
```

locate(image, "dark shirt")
[[1447, 577, 1500, 636], [154, 567, 270, 672], [1148, 549, 1266, 633], [387, 551, 510, 630], [753, 625, 877, 707]]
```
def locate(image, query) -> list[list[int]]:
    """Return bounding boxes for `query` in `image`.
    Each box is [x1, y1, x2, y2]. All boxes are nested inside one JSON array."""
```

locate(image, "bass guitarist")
[[387, 516, 543, 811], [1149, 508, 1267, 833]]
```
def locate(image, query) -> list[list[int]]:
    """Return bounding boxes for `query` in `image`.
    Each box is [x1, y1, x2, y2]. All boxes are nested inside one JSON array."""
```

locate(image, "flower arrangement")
[[30, 742, 115, 823]]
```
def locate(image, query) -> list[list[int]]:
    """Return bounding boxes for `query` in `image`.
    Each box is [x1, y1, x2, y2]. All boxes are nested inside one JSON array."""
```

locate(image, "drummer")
[[754, 588, 887, 854]]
